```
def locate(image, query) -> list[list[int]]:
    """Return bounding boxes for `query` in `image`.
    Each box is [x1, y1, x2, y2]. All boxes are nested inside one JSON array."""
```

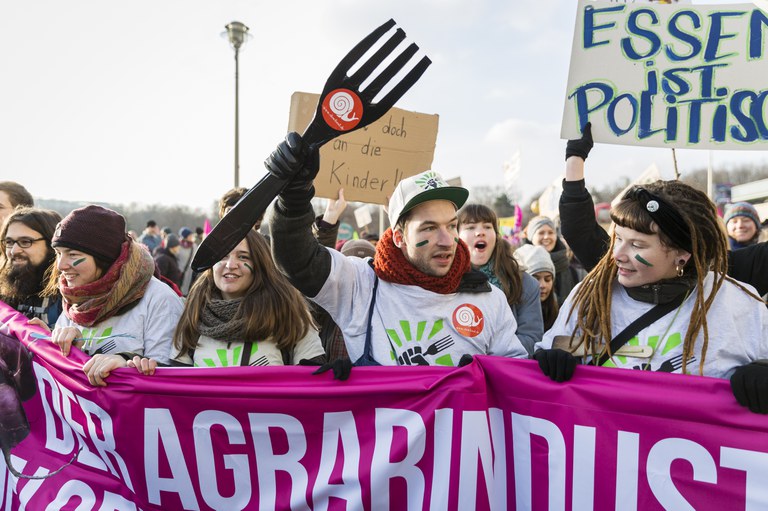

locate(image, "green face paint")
[[415, 240, 428, 247], [454, 238, 459, 243], [634, 254, 653, 267], [243, 262, 254, 273], [72, 258, 86, 267]]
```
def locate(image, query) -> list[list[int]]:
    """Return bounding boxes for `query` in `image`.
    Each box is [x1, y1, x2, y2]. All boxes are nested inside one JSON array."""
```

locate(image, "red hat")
[[52, 205, 128, 263]]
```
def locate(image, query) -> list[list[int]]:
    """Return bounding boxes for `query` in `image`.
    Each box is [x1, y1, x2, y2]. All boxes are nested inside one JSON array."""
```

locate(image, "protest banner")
[[1, 302, 767, 510], [561, 1, 768, 149], [287, 92, 439, 205]]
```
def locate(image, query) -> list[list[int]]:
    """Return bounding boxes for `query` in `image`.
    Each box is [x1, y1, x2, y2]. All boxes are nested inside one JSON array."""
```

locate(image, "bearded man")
[[0, 207, 63, 327]]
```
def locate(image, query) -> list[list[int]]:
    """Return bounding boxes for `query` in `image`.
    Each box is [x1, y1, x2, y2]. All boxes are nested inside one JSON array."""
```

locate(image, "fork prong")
[[371, 55, 432, 111], [328, 19, 397, 84], [348, 28, 406, 88], [362, 42, 419, 100]]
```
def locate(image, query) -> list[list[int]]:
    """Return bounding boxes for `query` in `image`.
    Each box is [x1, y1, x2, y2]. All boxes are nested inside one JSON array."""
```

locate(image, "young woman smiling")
[[533, 124, 768, 415], [160, 230, 324, 368], [44, 205, 184, 387]]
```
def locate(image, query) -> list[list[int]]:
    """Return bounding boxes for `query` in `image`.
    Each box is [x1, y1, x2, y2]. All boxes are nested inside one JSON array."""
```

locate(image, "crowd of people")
[[1, 128, 767, 414]]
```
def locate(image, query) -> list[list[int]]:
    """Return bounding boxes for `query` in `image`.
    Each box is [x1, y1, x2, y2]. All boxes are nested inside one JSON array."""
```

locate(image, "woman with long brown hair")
[[458, 204, 543, 354], [152, 229, 324, 368]]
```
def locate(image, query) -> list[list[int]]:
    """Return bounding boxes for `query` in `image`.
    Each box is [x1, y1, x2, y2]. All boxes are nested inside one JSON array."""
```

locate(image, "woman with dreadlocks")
[[533, 124, 768, 414]]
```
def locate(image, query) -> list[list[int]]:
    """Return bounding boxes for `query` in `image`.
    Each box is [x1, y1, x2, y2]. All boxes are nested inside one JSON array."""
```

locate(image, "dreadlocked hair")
[[174, 230, 316, 355], [458, 204, 523, 306], [567, 179, 745, 375]]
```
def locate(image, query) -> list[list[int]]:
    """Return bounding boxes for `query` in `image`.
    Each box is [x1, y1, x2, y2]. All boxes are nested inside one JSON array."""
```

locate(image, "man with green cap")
[[266, 133, 527, 375]]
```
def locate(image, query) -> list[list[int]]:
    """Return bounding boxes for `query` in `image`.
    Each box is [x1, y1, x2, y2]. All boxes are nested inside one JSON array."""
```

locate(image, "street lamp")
[[223, 21, 251, 188]]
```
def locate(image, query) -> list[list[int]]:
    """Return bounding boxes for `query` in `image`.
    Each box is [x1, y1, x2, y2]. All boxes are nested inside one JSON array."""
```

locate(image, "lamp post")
[[224, 21, 251, 188]]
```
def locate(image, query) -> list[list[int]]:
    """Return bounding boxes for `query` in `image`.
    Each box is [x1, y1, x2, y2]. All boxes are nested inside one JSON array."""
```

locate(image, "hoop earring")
[[676, 261, 685, 277]]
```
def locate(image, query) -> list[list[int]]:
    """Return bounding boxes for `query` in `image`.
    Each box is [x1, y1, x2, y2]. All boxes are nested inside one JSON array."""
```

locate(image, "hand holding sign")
[[565, 122, 593, 161], [192, 19, 431, 272]]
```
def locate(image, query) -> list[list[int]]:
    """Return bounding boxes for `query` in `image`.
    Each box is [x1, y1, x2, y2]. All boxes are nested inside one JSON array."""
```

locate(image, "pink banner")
[[1, 302, 767, 510]]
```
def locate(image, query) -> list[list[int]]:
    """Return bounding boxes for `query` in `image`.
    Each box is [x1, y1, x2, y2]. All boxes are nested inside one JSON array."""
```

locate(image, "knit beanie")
[[165, 234, 180, 249], [513, 244, 556, 277], [52, 205, 127, 264], [525, 215, 556, 238], [179, 227, 193, 239], [724, 202, 760, 231], [341, 239, 376, 259]]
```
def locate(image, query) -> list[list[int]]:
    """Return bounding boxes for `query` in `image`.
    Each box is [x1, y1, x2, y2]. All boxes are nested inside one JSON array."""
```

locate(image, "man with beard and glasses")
[[0, 207, 63, 328]]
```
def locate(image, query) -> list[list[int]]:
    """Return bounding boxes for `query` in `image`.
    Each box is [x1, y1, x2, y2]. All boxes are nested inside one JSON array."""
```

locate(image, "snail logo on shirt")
[[321, 88, 362, 131], [452, 304, 484, 337]]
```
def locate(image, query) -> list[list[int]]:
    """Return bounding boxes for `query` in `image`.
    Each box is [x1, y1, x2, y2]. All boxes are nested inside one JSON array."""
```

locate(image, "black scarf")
[[198, 293, 247, 341], [624, 276, 696, 305]]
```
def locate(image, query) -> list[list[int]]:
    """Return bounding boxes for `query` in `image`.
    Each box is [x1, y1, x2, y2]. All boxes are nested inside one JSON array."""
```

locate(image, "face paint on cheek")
[[634, 254, 653, 267], [72, 258, 86, 267], [415, 240, 429, 247], [243, 262, 254, 273], [454, 238, 459, 243]]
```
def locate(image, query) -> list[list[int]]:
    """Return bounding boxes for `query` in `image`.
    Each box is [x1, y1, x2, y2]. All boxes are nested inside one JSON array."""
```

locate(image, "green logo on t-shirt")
[[386, 319, 456, 366]]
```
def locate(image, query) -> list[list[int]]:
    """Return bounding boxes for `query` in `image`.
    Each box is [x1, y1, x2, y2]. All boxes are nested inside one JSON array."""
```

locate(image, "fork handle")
[[191, 173, 288, 272]]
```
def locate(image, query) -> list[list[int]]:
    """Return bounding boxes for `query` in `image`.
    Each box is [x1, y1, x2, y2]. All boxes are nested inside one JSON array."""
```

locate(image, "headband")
[[623, 187, 692, 253]]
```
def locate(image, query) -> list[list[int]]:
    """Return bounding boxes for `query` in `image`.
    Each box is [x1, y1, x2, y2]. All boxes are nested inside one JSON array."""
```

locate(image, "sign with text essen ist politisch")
[[562, 1, 768, 150]]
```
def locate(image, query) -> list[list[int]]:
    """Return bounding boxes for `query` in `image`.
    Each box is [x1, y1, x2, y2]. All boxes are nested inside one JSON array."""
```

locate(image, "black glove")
[[458, 354, 474, 367], [730, 361, 768, 414], [533, 349, 578, 382], [565, 122, 593, 161], [312, 358, 353, 381], [264, 132, 320, 212]]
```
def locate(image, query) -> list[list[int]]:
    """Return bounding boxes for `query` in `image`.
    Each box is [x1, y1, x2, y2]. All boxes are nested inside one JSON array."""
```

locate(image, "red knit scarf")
[[60, 241, 155, 327], [373, 228, 470, 294]]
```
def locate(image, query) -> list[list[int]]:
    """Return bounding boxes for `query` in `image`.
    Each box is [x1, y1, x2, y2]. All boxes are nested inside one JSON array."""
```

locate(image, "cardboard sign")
[[561, 1, 768, 149], [288, 92, 439, 204]]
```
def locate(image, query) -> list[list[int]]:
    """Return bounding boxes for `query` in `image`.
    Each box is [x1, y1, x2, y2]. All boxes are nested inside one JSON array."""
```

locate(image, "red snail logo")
[[321, 88, 363, 131], [452, 304, 484, 338]]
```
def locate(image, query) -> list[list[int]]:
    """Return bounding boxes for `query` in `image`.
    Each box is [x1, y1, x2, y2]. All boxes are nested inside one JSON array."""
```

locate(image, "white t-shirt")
[[536, 273, 768, 378], [312, 250, 528, 366], [170, 327, 325, 367], [57, 277, 184, 364]]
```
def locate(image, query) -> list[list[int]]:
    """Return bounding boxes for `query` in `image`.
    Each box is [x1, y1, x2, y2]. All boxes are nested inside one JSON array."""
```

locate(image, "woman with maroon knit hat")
[[42, 205, 184, 386]]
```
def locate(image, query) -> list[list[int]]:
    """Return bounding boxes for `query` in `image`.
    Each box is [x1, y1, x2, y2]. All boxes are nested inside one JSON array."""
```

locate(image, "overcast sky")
[[1, 0, 766, 212]]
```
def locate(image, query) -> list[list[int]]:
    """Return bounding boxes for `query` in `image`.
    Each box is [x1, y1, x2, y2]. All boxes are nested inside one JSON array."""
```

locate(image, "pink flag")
[[203, 218, 212, 236]]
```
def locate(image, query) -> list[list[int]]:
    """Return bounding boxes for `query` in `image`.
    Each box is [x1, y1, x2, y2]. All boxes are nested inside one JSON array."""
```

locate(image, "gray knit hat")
[[525, 215, 556, 239], [514, 244, 555, 277], [341, 239, 376, 259], [724, 202, 760, 231]]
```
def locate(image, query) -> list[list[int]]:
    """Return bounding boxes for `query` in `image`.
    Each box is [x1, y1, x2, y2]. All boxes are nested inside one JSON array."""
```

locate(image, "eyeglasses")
[[3, 237, 46, 250]]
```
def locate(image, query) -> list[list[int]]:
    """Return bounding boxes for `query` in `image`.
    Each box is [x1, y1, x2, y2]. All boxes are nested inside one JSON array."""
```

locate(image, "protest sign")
[[2, 303, 767, 510], [287, 92, 439, 205], [562, 1, 768, 149]]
